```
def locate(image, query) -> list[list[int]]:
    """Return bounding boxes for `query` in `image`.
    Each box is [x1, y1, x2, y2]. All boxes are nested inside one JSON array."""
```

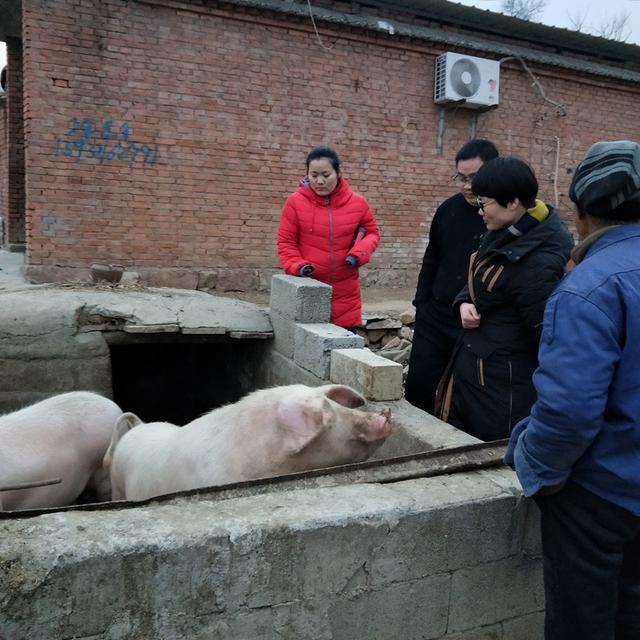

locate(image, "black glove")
[[299, 264, 314, 277], [346, 255, 357, 267]]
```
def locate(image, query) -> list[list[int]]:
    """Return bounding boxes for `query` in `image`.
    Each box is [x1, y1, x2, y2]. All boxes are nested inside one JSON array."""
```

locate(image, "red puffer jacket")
[[277, 177, 380, 327]]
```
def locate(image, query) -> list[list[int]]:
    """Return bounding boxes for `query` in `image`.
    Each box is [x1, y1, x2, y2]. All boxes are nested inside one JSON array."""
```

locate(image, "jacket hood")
[[296, 176, 354, 208]]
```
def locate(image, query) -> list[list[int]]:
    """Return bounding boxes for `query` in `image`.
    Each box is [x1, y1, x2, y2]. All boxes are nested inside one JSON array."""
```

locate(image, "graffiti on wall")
[[53, 117, 159, 166]]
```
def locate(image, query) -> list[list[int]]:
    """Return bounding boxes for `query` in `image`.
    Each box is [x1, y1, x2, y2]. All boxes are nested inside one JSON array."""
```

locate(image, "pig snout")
[[356, 408, 392, 444]]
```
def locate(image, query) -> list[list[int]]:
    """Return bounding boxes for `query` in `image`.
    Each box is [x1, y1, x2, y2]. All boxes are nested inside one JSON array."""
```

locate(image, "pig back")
[[0, 391, 123, 510]]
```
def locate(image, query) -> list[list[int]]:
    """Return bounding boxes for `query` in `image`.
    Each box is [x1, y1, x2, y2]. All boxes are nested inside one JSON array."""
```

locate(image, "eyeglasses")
[[476, 197, 495, 211], [453, 172, 476, 186]]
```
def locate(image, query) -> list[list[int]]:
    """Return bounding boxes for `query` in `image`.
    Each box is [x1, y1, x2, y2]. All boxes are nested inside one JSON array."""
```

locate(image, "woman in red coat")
[[277, 147, 380, 328]]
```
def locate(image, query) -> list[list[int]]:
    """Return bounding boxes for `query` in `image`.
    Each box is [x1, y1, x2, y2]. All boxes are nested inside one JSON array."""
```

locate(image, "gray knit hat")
[[569, 140, 640, 218]]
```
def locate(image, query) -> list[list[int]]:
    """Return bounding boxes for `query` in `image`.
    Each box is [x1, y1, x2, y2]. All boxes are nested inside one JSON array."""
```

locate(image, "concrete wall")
[[0, 467, 543, 640], [16, 0, 640, 288]]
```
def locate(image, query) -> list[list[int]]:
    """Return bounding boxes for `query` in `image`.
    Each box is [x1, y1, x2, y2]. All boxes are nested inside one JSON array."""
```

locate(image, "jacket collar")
[[572, 223, 640, 264], [483, 206, 563, 262]]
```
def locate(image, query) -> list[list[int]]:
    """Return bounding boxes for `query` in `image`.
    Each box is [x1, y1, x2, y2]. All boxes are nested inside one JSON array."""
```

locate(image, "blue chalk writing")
[[53, 117, 159, 167]]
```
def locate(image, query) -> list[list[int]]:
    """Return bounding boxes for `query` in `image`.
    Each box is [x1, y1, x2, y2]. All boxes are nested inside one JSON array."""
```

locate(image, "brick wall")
[[5, 37, 25, 248], [19, 0, 640, 288], [0, 94, 6, 244]]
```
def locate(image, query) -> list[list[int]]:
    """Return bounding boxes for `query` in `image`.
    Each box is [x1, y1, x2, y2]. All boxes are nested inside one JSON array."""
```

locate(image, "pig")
[[0, 391, 123, 511], [105, 383, 392, 501]]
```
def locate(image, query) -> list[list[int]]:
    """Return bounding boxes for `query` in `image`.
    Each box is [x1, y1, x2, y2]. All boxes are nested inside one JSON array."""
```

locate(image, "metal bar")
[[0, 478, 62, 492]]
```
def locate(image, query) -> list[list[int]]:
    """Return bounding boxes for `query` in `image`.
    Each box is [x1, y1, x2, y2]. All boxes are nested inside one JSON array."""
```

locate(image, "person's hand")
[[460, 303, 481, 329], [299, 265, 314, 277], [345, 255, 357, 267]]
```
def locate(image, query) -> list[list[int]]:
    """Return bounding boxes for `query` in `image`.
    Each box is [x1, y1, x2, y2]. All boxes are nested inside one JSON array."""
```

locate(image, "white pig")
[[0, 391, 123, 511], [106, 384, 392, 501]]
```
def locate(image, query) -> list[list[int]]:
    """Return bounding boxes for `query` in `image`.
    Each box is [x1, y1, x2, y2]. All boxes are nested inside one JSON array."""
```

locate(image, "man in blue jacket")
[[506, 140, 640, 640]]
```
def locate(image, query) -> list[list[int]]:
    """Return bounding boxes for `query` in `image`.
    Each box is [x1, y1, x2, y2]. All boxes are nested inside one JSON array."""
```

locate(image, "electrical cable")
[[499, 56, 567, 115], [306, 0, 336, 51]]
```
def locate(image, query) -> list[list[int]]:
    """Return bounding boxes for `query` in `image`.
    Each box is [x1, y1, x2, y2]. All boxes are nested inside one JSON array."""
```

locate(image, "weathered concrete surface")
[[270, 274, 332, 323], [0, 250, 28, 290], [331, 348, 403, 401], [0, 469, 543, 640], [0, 284, 272, 411], [371, 398, 481, 457]]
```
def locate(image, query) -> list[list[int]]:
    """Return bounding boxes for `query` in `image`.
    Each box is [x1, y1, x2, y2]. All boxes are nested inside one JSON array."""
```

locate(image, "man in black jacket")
[[405, 139, 498, 414]]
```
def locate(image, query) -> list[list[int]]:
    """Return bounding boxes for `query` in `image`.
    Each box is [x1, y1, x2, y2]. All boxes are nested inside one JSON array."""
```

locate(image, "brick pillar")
[[0, 93, 6, 246], [6, 37, 25, 250]]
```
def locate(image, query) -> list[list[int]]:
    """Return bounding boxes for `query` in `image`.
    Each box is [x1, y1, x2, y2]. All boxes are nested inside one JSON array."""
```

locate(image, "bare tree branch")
[[596, 10, 632, 42], [566, 8, 589, 32], [501, 0, 547, 21]]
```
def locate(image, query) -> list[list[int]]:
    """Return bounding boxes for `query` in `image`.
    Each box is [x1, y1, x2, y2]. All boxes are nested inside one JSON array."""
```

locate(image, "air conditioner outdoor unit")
[[434, 52, 500, 109]]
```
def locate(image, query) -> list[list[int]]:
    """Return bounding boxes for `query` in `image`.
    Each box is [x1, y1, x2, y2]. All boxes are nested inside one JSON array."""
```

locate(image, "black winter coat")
[[448, 206, 574, 440], [414, 192, 486, 313]]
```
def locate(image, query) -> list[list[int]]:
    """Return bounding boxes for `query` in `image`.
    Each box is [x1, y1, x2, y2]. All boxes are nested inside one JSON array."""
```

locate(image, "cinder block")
[[294, 324, 364, 379], [330, 348, 403, 400], [269, 274, 331, 323], [261, 350, 325, 388], [268, 310, 296, 358]]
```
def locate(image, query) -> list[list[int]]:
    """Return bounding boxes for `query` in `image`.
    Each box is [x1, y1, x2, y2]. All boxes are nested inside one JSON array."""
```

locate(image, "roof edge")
[[214, 0, 640, 84]]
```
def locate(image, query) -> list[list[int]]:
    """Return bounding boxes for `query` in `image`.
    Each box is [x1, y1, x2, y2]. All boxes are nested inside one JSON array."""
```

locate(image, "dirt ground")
[[222, 285, 415, 317]]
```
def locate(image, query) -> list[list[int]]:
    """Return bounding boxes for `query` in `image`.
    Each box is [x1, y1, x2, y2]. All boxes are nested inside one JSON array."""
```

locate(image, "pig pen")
[[0, 276, 544, 640]]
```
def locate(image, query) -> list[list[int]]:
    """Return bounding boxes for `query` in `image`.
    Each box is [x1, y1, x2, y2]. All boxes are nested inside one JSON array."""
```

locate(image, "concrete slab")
[[0, 286, 273, 337], [0, 284, 273, 410]]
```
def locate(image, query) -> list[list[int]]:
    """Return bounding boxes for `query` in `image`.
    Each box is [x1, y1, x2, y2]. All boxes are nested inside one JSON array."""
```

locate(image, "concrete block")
[[269, 274, 331, 323], [269, 310, 296, 358], [443, 623, 502, 639], [294, 324, 364, 379], [328, 575, 450, 640], [448, 556, 544, 633], [261, 350, 325, 389], [501, 611, 544, 640], [368, 488, 524, 584], [330, 348, 403, 400]]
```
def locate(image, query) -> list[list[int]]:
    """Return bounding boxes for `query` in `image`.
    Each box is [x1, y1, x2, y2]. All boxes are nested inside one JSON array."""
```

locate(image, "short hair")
[[455, 139, 499, 164], [599, 198, 640, 222], [472, 156, 539, 209], [306, 147, 340, 173]]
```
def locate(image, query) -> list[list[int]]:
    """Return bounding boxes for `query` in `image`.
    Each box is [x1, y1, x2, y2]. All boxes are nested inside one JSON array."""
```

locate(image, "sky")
[[451, 0, 640, 44], [0, 0, 638, 70]]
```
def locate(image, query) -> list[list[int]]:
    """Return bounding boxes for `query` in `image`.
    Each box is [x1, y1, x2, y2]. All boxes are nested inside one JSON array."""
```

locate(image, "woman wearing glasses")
[[440, 156, 573, 441]]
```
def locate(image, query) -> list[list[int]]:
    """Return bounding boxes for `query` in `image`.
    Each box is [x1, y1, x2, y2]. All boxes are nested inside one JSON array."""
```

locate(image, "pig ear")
[[117, 412, 142, 430], [276, 396, 331, 454], [322, 384, 366, 408]]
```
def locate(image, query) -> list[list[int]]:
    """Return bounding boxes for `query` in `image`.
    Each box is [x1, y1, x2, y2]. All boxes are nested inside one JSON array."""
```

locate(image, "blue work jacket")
[[506, 224, 640, 515]]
